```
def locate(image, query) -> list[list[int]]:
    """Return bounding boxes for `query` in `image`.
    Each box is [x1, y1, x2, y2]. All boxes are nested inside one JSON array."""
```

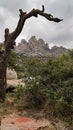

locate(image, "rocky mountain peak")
[[51, 46, 67, 54], [29, 36, 37, 42], [21, 39, 27, 44], [38, 38, 45, 45], [15, 36, 68, 57], [28, 36, 38, 50]]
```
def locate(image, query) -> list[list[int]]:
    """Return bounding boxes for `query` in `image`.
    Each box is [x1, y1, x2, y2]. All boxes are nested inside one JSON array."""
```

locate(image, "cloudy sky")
[[0, 0, 73, 48]]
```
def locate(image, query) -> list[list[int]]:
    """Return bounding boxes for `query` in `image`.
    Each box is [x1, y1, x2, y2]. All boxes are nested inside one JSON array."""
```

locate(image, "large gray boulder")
[[6, 68, 24, 92], [6, 68, 17, 80]]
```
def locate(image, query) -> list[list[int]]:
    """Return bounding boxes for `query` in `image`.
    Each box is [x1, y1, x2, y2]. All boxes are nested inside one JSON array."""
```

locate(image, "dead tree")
[[0, 5, 62, 100]]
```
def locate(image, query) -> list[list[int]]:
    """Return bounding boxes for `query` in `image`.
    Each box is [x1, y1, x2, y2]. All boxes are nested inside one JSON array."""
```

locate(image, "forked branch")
[[10, 5, 63, 40]]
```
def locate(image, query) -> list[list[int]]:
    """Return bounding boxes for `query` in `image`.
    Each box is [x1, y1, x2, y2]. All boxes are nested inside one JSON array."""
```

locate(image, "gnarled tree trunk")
[[0, 52, 7, 100], [0, 5, 62, 100]]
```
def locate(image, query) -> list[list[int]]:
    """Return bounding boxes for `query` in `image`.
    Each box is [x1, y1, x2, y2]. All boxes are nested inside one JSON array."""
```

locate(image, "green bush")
[[15, 53, 73, 120]]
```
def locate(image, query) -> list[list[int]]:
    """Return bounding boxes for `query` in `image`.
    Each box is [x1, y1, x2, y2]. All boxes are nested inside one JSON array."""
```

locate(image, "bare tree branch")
[[10, 5, 63, 41]]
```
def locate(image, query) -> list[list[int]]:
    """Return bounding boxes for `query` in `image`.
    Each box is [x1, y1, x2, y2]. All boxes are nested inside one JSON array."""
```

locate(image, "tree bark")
[[0, 5, 62, 100], [0, 51, 7, 100]]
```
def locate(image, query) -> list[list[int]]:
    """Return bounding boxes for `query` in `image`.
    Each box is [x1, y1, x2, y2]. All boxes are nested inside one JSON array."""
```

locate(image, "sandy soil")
[[0, 93, 68, 130], [1, 114, 52, 130], [0, 98, 55, 130]]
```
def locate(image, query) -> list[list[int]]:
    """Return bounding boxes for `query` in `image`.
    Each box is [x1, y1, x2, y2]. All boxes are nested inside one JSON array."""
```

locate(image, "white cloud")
[[50, 0, 56, 3]]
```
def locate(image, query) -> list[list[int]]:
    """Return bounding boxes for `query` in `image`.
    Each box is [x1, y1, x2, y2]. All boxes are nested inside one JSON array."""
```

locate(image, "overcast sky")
[[0, 0, 73, 48]]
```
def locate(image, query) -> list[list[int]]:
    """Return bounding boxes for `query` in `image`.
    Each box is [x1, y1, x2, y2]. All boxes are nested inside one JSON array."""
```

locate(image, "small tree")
[[0, 5, 62, 100]]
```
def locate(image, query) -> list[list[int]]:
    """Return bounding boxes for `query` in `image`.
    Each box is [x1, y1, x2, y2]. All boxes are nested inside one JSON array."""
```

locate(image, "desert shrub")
[[8, 50, 18, 69], [15, 75, 45, 107], [15, 53, 73, 120]]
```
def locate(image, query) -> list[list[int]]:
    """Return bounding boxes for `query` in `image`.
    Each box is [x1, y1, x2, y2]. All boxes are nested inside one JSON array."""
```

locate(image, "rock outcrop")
[[15, 36, 68, 57], [6, 68, 24, 91], [6, 68, 17, 80], [51, 46, 68, 54]]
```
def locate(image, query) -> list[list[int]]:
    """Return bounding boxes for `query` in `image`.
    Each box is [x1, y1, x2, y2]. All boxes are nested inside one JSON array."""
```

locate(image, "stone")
[[6, 68, 17, 80]]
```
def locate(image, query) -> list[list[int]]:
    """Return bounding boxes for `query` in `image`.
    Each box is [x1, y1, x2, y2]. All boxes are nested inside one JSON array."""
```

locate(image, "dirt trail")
[[1, 113, 54, 130], [0, 98, 68, 130]]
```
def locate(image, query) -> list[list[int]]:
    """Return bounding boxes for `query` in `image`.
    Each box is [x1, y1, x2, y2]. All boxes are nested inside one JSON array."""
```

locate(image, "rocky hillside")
[[15, 36, 68, 57]]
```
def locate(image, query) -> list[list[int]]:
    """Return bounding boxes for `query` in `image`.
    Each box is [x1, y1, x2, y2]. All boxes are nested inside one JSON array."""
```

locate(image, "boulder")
[[6, 68, 17, 80]]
